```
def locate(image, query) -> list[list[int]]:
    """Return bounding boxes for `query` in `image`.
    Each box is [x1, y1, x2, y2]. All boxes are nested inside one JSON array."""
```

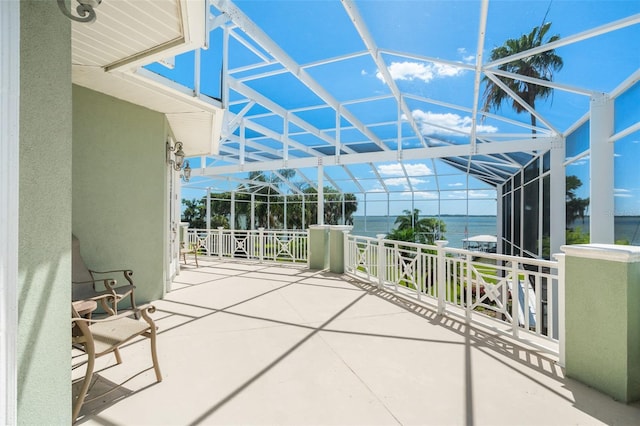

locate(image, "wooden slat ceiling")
[[71, 0, 182, 68]]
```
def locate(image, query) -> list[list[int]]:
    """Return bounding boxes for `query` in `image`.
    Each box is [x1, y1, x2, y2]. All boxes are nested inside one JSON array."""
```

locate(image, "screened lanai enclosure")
[[149, 0, 640, 259]]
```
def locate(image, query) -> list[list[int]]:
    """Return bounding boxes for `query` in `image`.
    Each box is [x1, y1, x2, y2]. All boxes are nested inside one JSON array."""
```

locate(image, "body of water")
[[351, 215, 497, 249], [569, 216, 640, 245], [352, 215, 640, 248]]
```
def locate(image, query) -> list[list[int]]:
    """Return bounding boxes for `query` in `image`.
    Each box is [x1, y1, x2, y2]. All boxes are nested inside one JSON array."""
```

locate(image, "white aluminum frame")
[[0, 1, 19, 423]]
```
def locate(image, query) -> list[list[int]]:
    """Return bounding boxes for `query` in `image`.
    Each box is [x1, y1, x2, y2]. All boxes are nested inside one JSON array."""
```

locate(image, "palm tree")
[[389, 209, 446, 245], [482, 22, 563, 132]]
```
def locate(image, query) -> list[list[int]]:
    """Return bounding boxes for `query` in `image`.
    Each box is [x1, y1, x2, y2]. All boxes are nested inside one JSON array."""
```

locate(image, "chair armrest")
[[72, 278, 119, 300], [72, 304, 157, 325], [89, 269, 134, 286]]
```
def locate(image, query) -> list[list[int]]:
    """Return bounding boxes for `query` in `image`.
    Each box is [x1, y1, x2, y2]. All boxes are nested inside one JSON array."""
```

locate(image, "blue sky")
[[150, 1, 640, 217]]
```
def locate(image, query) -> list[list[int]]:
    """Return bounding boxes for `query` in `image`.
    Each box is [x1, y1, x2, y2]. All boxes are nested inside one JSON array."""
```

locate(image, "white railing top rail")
[[347, 233, 557, 268]]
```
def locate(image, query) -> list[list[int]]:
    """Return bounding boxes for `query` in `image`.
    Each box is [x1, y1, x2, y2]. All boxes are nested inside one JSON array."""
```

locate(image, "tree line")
[[182, 170, 357, 229]]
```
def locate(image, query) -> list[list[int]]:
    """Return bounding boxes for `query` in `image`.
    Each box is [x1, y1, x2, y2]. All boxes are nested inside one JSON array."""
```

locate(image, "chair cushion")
[[89, 317, 150, 356]]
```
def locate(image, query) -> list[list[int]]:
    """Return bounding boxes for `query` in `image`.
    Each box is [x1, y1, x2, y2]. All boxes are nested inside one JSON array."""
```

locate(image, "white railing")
[[185, 227, 308, 264], [345, 234, 563, 356], [181, 227, 563, 357]]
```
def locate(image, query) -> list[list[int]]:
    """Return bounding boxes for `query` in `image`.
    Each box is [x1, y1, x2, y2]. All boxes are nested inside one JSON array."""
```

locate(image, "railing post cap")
[[376, 234, 386, 239], [217, 226, 224, 230], [309, 225, 330, 230], [561, 243, 640, 263], [435, 240, 449, 247], [258, 227, 265, 231]]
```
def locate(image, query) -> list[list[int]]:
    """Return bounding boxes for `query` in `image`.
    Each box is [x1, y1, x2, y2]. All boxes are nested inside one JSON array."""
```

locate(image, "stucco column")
[[562, 244, 640, 402], [329, 225, 352, 273], [308, 225, 329, 270]]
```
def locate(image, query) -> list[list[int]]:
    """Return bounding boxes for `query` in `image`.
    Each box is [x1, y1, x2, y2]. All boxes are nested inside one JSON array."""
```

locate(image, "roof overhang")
[[70, 0, 223, 156]]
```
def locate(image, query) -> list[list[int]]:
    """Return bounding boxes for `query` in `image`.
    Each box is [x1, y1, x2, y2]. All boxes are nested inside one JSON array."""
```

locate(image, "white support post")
[[231, 191, 236, 229], [206, 188, 211, 233], [496, 184, 503, 255], [283, 113, 289, 165], [376, 234, 386, 290], [343, 229, 351, 273], [0, 1, 19, 423], [240, 120, 246, 166], [194, 48, 201, 96], [251, 193, 255, 229], [436, 240, 449, 315], [258, 227, 265, 263], [511, 261, 520, 339], [555, 253, 566, 367], [222, 25, 229, 107], [466, 253, 473, 322], [550, 136, 566, 254], [302, 195, 306, 230], [284, 195, 287, 230], [318, 161, 324, 225], [590, 94, 615, 243], [217, 226, 224, 259]]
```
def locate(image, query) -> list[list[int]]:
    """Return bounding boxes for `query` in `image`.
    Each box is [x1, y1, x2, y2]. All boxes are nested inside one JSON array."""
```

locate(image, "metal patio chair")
[[180, 241, 199, 267], [72, 234, 136, 315], [71, 303, 162, 422]]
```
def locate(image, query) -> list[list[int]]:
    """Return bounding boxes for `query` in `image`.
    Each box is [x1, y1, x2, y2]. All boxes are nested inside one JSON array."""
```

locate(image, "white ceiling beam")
[[402, 92, 552, 135], [469, 0, 489, 154], [227, 77, 360, 155], [273, 170, 304, 195], [378, 48, 476, 72], [294, 169, 318, 191], [323, 174, 342, 192], [341, 0, 426, 148], [483, 71, 561, 135], [222, 100, 255, 136], [197, 137, 554, 176], [487, 68, 598, 97], [369, 163, 389, 193], [211, 0, 388, 151], [342, 165, 366, 193], [486, 14, 640, 69]]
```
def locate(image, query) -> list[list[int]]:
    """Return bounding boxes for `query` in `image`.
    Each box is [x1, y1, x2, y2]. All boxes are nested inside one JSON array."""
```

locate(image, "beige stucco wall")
[[18, 1, 72, 424], [72, 85, 168, 304]]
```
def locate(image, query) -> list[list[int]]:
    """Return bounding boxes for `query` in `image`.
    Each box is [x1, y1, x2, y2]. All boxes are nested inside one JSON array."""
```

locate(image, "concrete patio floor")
[[73, 257, 640, 425]]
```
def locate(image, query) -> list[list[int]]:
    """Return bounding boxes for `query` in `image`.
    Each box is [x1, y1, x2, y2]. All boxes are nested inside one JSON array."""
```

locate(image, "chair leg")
[[194, 250, 199, 268], [130, 292, 139, 319], [149, 329, 162, 382], [114, 347, 122, 364], [73, 347, 95, 423]]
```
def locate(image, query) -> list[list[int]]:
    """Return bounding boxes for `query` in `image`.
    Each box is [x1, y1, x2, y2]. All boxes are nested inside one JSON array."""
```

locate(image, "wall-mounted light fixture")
[[57, 0, 102, 23], [182, 161, 192, 182], [167, 140, 191, 182]]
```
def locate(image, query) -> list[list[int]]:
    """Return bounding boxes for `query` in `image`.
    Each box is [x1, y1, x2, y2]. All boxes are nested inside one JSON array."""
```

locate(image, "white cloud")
[[449, 182, 464, 187], [447, 190, 493, 199], [615, 188, 633, 198], [456, 47, 475, 64], [376, 61, 464, 84], [376, 163, 433, 177], [361, 69, 368, 76], [412, 109, 498, 136], [383, 177, 427, 190], [413, 191, 439, 199]]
